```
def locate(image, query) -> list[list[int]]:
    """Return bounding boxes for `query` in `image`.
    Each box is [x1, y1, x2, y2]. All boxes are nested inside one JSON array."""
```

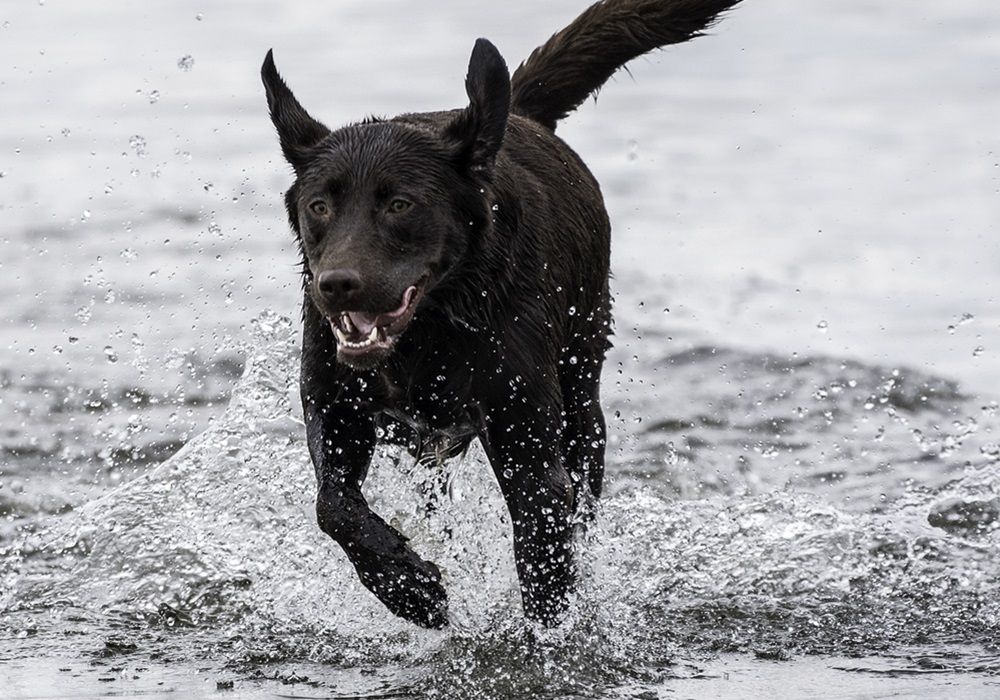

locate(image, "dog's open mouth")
[[329, 277, 427, 363]]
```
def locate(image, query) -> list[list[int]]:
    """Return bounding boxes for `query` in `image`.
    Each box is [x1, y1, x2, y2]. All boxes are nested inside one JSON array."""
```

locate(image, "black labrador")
[[261, 0, 741, 628]]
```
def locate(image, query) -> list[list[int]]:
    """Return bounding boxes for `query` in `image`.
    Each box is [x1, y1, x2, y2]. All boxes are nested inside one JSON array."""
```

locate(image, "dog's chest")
[[374, 363, 482, 463]]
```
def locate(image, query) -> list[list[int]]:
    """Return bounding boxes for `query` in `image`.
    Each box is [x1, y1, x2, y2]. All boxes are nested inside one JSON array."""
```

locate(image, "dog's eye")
[[308, 200, 330, 217], [387, 198, 412, 215]]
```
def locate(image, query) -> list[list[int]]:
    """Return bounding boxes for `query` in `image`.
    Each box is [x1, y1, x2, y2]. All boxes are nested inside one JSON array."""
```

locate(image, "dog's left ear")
[[261, 49, 330, 173], [444, 38, 511, 175]]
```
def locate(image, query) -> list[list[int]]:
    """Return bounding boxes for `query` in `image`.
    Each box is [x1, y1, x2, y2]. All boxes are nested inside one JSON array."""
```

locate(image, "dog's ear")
[[444, 39, 510, 175], [261, 49, 330, 173]]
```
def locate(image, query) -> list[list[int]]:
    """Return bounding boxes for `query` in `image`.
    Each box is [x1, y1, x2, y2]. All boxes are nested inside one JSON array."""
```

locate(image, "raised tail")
[[509, 0, 741, 131]]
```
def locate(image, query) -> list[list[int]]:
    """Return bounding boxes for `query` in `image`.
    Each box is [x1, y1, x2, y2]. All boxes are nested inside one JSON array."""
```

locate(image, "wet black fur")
[[262, 0, 740, 628]]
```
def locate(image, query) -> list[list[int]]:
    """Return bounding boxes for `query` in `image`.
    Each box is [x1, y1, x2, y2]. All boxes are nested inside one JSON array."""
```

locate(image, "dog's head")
[[262, 40, 510, 370]]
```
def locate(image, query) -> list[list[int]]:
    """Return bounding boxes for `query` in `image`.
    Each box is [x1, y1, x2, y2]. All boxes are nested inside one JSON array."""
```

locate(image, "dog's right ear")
[[261, 50, 330, 173], [444, 39, 511, 176]]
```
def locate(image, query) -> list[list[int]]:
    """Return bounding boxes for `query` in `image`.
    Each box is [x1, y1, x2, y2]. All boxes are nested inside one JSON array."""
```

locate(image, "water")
[[2, 0, 999, 697]]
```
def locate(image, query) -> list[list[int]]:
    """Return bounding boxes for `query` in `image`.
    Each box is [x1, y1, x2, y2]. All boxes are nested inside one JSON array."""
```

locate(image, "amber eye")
[[387, 198, 412, 214], [308, 200, 330, 217]]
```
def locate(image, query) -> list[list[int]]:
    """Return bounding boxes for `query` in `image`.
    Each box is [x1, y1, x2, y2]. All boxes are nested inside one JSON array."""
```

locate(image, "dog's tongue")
[[347, 285, 417, 336]]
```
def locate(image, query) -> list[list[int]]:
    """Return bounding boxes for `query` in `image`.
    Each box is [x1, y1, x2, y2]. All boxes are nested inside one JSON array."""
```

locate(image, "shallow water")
[[3, 0, 1000, 697]]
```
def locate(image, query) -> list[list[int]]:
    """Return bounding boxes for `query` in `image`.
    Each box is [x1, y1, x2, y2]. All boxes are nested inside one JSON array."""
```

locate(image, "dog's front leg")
[[301, 318, 448, 629], [481, 403, 576, 626], [305, 395, 449, 628]]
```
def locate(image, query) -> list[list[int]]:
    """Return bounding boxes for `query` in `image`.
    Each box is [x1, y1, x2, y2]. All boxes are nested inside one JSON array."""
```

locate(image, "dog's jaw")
[[328, 276, 427, 369]]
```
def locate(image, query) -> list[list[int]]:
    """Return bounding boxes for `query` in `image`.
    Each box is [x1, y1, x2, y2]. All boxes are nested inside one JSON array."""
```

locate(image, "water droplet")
[[129, 135, 147, 158], [948, 313, 975, 334], [816, 320, 829, 333], [104, 346, 119, 363], [75, 306, 92, 323], [626, 139, 639, 162], [568, 306, 577, 316], [147, 89, 160, 104], [195, 13, 203, 20], [973, 346, 985, 357], [177, 54, 195, 72], [207, 222, 222, 236], [81, 209, 91, 220]]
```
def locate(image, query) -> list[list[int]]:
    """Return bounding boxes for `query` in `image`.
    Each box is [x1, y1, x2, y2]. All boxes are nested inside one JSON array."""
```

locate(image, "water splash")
[[3, 314, 1000, 697]]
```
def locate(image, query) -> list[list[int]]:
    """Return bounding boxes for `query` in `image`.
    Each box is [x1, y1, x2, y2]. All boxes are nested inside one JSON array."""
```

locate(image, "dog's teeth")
[[367, 327, 379, 343], [342, 314, 355, 332], [333, 325, 349, 345]]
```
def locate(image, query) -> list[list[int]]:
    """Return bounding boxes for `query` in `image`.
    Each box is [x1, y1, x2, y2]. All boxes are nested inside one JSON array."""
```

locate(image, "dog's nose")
[[317, 268, 364, 305]]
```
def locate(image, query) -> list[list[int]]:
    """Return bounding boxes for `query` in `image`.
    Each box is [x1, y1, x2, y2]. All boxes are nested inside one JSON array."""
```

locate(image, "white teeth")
[[333, 318, 383, 350]]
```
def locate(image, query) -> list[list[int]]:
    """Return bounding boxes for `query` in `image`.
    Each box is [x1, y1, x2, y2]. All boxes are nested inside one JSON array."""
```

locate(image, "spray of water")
[[3, 311, 1000, 697]]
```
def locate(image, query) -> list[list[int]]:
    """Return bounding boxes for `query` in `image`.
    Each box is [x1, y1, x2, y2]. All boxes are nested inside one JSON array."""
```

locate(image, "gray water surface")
[[2, 1, 1000, 697]]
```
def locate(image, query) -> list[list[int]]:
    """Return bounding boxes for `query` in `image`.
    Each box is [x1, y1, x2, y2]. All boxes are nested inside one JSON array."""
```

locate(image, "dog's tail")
[[509, 0, 741, 131]]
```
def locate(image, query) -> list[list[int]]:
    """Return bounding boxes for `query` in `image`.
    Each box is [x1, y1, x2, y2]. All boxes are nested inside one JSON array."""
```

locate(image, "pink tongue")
[[347, 285, 416, 336]]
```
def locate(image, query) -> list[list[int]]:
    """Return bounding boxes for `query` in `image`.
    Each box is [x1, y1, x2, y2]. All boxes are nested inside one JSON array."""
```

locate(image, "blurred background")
[[2, 0, 997, 396]]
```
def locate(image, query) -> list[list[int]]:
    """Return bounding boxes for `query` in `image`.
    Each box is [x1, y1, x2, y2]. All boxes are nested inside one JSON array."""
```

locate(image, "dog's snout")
[[317, 268, 364, 305]]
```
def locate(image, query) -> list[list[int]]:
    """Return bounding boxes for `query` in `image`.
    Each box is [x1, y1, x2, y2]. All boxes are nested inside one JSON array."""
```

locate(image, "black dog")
[[262, 0, 740, 628]]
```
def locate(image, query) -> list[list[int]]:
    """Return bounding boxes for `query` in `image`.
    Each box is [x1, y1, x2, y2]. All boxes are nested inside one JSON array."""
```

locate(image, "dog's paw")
[[356, 553, 448, 629]]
